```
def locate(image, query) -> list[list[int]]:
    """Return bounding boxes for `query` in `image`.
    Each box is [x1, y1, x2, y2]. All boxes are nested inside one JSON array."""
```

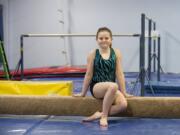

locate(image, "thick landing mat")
[[0, 81, 72, 96]]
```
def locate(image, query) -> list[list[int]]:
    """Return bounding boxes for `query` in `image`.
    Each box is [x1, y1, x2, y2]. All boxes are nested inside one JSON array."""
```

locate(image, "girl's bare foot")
[[82, 111, 102, 122], [100, 115, 108, 127]]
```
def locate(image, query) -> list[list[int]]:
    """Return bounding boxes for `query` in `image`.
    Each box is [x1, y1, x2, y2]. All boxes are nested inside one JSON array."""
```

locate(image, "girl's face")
[[96, 31, 112, 49]]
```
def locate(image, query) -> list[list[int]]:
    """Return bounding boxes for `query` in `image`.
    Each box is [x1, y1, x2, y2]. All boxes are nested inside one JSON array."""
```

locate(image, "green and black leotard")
[[90, 48, 116, 96]]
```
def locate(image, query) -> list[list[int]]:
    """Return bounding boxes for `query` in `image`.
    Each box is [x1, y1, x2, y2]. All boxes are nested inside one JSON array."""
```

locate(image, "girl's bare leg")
[[109, 91, 127, 115], [83, 82, 127, 126], [83, 82, 116, 123]]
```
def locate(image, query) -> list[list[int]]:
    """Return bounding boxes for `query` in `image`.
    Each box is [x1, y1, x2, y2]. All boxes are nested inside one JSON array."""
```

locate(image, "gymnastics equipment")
[[17, 33, 140, 80], [139, 13, 163, 96], [145, 16, 163, 81], [0, 80, 72, 96], [0, 40, 11, 79], [0, 96, 180, 118], [15, 13, 162, 96]]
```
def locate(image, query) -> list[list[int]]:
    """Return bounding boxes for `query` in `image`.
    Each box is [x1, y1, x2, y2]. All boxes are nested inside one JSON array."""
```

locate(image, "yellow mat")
[[0, 80, 73, 96]]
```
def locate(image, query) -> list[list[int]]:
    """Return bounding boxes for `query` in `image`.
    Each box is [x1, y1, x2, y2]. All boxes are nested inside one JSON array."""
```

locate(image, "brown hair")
[[96, 27, 113, 47]]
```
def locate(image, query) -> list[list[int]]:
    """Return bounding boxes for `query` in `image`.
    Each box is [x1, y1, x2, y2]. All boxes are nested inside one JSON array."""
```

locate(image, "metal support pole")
[[148, 19, 152, 80], [20, 35, 24, 80], [158, 36, 161, 81], [153, 22, 156, 72], [140, 13, 146, 96]]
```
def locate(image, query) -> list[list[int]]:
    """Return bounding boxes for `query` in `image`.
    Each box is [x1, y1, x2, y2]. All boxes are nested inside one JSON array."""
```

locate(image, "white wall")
[[1, 0, 71, 69], [69, 0, 180, 73], [1, 0, 180, 72]]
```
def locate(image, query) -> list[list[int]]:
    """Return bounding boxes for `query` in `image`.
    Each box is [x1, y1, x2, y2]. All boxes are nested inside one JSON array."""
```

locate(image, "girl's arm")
[[75, 50, 95, 97], [114, 48, 131, 97]]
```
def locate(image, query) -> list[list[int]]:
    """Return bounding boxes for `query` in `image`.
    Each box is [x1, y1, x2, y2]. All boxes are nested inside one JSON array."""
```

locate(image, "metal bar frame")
[[22, 33, 140, 37], [19, 33, 140, 80]]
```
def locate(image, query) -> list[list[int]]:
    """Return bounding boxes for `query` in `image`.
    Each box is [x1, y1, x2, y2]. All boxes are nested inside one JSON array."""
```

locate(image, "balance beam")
[[0, 95, 180, 118]]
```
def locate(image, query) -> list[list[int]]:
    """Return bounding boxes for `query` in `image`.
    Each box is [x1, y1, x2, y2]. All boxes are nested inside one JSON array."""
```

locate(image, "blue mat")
[[145, 81, 180, 94], [1, 115, 180, 135]]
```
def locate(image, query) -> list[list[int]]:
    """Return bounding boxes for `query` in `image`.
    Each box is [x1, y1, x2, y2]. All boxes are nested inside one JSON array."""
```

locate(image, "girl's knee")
[[115, 100, 127, 113], [109, 83, 118, 93], [121, 100, 128, 110], [113, 83, 119, 90], [117, 98, 128, 111]]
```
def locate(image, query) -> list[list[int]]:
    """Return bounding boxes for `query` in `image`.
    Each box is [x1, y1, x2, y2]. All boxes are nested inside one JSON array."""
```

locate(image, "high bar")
[[22, 33, 140, 37]]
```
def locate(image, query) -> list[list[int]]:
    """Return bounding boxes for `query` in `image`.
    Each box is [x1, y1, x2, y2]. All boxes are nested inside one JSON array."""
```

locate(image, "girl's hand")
[[124, 92, 134, 98], [73, 93, 84, 97]]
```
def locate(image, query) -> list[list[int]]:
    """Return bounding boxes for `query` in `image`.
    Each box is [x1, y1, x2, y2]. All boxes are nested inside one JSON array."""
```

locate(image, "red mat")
[[0, 66, 86, 79]]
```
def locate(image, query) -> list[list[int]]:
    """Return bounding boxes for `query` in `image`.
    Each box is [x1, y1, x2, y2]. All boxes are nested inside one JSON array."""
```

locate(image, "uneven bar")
[[0, 95, 180, 118], [22, 33, 140, 37]]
